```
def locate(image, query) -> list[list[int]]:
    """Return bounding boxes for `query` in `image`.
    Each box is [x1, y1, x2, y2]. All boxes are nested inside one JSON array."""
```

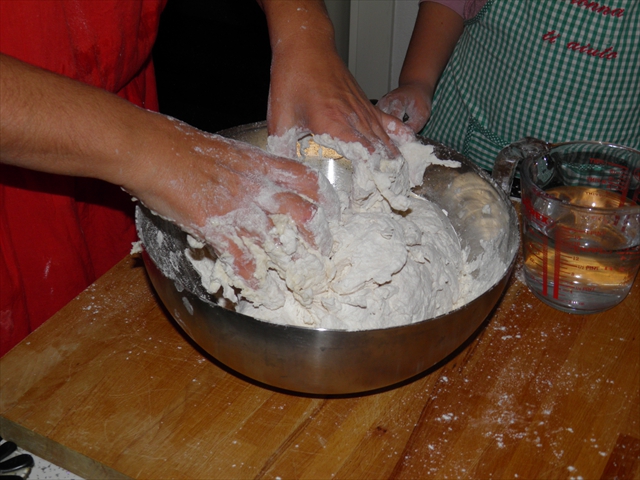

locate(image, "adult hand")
[[128, 116, 340, 285], [377, 83, 432, 133], [0, 53, 338, 286], [259, 0, 414, 159]]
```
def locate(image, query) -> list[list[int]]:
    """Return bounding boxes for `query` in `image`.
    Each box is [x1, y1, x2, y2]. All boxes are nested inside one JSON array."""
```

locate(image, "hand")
[[260, 0, 414, 159], [267, 46, 413, 158], [128, 116, 340, 286], [377, 83, 432, 133]]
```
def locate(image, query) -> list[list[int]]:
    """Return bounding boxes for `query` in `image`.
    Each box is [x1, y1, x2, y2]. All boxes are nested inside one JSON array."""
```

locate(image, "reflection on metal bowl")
[[136, 121, 519, 394]]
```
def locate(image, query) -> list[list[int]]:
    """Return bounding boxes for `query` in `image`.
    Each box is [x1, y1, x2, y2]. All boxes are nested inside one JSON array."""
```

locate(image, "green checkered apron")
[[421, 0, 640, 172]]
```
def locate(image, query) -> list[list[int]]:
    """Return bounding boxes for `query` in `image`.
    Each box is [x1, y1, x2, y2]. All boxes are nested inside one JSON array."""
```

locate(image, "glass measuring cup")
[[494, 139, 640, 314]]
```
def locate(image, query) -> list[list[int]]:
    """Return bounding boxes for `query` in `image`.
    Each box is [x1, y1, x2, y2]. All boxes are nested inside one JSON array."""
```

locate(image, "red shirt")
[[0, 0, 167, 355]]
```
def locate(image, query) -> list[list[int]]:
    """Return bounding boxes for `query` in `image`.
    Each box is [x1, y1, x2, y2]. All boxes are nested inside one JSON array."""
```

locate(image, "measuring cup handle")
[[492, 137, 550, 196]]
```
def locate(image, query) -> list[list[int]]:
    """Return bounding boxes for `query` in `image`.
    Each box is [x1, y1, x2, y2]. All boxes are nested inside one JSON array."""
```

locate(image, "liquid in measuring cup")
[[523, 186, 640, 313]]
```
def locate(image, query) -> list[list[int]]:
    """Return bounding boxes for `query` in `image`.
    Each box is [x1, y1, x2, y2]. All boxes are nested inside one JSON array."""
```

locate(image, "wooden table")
[[1, 249, 638, 479]]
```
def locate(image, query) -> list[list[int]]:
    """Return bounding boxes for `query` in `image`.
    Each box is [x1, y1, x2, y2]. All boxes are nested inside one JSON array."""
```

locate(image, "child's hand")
[[377, 84, 432, 133]]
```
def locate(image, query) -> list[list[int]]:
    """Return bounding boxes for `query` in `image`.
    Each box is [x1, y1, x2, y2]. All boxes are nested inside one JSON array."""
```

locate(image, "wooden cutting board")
[[1, 251, 639, 479]]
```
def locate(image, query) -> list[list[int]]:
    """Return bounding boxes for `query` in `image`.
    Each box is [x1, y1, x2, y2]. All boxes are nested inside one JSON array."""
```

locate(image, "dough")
[[187, 135, 505, 330]]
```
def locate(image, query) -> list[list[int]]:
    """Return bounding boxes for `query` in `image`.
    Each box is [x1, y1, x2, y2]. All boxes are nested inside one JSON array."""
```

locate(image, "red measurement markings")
[[542, 234, 550, 297], [589, 157, 626, 169], [523, 197, 551, 226], [632, 168, 640, 204], [589, 157, 631, 208], [553, 228, 563, 299], [526, 239, 549, 295]]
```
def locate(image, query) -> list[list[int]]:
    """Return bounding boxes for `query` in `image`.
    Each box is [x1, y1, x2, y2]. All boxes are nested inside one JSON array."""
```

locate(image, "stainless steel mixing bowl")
[[136, 121, 519, 394]]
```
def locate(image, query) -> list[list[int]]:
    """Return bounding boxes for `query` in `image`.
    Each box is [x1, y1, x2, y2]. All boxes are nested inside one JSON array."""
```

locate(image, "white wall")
[[326, 0, 419, 101], [325, 0, 351, 65], [390, 0, 419, 90], [347, 0, 394, 101]]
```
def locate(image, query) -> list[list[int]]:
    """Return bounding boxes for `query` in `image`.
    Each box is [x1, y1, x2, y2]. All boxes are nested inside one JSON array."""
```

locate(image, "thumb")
[[376, 94, 406, 121]]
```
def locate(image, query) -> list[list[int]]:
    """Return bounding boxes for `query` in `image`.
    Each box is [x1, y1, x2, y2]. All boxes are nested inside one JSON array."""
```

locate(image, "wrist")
[[262, 1, 336, 57], [397, 80, 435, 103], [106, 107, 175, 196]]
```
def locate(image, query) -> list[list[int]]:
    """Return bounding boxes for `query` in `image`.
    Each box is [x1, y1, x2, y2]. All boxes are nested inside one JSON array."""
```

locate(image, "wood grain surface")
[[1, 249, 638, 480]]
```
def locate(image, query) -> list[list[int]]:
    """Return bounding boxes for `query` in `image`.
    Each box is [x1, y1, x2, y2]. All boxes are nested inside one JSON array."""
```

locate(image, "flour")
[[187, 133, 507, 330]]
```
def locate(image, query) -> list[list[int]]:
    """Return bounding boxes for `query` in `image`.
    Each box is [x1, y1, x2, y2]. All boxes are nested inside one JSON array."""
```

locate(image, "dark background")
[[153, 0, 272, 134]]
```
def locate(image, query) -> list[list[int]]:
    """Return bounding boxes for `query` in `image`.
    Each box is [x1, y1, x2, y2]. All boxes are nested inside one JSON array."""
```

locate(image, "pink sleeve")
[[418, 0, 487, 20], [419, 0, 466, 18]]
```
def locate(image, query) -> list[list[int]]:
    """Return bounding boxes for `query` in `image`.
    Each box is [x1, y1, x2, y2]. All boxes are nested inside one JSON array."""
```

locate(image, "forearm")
[[0, 53, 160, 190], [257, 0, 336, 54], [257, 0, 344, 108], [0, 53, 335, 281], [399, 1, 464, 99]]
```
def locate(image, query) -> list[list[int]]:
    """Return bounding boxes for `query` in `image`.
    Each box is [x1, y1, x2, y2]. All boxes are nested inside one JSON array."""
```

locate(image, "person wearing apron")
[[379, 0, 639, 173]]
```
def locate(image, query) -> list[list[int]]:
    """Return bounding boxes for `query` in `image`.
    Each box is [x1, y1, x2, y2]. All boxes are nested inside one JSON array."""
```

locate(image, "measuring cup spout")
[[492, 138, 550, 196]]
